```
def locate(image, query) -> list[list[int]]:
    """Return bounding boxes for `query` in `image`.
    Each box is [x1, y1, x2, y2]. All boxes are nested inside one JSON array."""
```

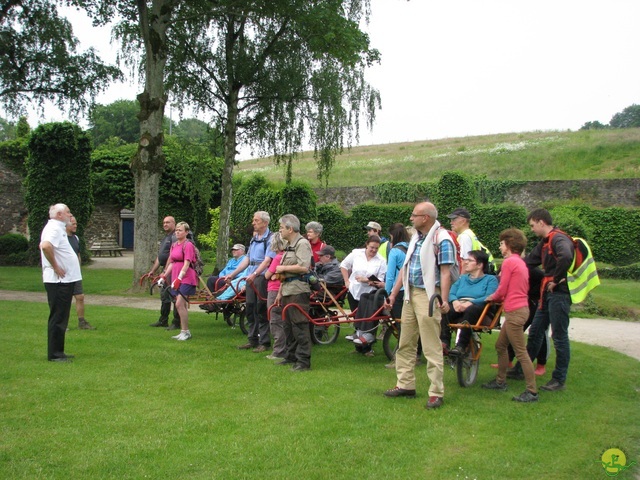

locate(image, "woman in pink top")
[[264, 233, 287, 360], [163, 222, 198, 341], [482, 228, 538, 403]]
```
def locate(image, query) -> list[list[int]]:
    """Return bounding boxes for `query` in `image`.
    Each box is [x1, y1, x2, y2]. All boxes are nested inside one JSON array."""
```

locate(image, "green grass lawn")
[[236, 129, 640, 186], [0, 266, 149, 296], [1, 299, 639, 479], [3, 266, 638, 321]]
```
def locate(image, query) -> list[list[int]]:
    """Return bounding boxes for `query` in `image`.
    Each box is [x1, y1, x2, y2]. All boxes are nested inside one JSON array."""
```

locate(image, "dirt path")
[[2, 288, 639, 362]]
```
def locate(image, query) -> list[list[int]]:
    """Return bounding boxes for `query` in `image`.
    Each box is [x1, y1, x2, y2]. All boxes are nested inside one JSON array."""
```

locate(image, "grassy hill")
[[236, 129, 640, 187]]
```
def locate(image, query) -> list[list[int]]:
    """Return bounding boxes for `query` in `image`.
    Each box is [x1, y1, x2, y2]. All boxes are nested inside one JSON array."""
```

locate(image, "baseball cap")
[[446, 208, 471, 220], [231, 243, 246, 251], [318, 245, 336, 257], [365, 221, 382, 231]]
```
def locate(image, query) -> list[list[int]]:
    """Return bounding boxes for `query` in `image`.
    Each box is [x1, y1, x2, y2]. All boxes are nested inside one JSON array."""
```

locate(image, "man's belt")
[[249, 260, 263, 266]]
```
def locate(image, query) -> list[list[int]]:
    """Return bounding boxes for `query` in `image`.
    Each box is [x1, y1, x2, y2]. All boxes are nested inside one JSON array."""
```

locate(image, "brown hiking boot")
[[78, 318, 96, 330]]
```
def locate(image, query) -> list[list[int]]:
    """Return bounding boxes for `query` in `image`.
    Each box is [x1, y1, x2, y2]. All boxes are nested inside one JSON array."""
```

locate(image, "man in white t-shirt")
[[40, 203, 82, 362]]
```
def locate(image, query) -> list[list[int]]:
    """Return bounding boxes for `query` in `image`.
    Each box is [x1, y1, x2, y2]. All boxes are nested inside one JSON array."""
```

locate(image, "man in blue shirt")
[[206, 244, 247, 293], [224, 211, 275, 353]]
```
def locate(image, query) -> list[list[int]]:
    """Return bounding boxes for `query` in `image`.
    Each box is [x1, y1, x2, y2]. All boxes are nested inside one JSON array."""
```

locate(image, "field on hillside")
[[236, 129, 640, 187]]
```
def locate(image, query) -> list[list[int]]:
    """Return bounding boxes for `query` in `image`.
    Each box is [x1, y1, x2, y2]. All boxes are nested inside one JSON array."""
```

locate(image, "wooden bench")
[[90, 241, 125, 257]]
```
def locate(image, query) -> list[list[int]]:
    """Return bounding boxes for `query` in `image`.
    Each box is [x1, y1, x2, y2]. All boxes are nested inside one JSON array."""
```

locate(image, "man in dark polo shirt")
[[147, 216, 180, 329]]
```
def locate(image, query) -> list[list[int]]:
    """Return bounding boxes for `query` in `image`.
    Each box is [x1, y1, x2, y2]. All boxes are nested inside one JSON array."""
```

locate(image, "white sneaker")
[[171, 333, 182, 339], [174, 331, 192, 341]]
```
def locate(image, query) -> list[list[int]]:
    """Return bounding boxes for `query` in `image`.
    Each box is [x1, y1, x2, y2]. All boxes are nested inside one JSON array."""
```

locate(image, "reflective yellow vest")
[[379, 240, 389, 260], [461, 228, 495, 265], [567, 237, 600, 303]]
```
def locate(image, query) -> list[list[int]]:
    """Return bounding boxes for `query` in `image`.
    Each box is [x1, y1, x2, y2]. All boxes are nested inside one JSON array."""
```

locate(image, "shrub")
[[0, 251, 30, 266], [598, 263, 640, 281], [550, 206, 593, 239], [472, 205, 528, 254], [473, 176, 527, 204], [91, 137, 223, 237], [230, 175, 318, 245], [0, 233, 29, 254], [280, 182, 318, 228], [317, 203, 350, 252], [25, 122, 93, 263], [582, 208, 640, 265], [370, 181, 436, 204], [0, 137, 29, 176], [432, 171, 479, 220], [197, 207, 221, 251]]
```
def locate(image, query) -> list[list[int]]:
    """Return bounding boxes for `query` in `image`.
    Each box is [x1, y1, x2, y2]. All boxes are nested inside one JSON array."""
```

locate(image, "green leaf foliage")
[[0, 233, 28, 254], [581, 207, 640, 265], [89, 100, 141, 147], [0, 234, 30, 266], [90, 137, 223, 237], [159, 137, 223, 236], [24, 122, 93, 262], [473, 176, 527, 204], [471, 205, 528, 254], [609, 104, 640, 129], [91, 142, 137, 208], [370, 181, 436, 204], [280, 182, 318, 229], [433, 171, 479, 220], [0, 137, 29, 176], [230, 175, 318, 245], [549, 205, 593, 239], [317, 203, 351, 252], [0, 1, 121, 116], [197, 207, 221, 252], [598, 263, 640, 281]]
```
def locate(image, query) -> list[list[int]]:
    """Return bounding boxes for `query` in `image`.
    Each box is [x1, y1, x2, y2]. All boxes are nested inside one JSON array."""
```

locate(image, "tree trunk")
[[130, 0, 173, 290], [216, 87, 240, 270]]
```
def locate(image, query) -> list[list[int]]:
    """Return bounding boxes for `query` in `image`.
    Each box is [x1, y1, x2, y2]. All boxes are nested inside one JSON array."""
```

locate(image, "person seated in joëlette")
[[446, 250, 498, 356]]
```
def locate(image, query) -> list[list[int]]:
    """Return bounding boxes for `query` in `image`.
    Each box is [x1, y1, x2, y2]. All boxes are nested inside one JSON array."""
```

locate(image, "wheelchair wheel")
[[238, 311, 249, 335], [310, 315, 340, 345], [382, 322, 401, 360], [223, 310, 234, 327], [229, 303, 247, 334], [456, 337, 480, 387]]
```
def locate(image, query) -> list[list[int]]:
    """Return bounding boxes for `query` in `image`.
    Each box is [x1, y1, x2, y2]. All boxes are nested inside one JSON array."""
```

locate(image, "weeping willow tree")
[[165, 0, 380, 268]]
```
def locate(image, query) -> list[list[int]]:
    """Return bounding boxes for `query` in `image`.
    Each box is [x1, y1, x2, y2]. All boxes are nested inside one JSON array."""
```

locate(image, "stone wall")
[[315, 186, 373, 210], [314, 179, 640, 211], [505, 179, 640, 210], [0, 162, 28, 236], [85, 204, 122, 246]]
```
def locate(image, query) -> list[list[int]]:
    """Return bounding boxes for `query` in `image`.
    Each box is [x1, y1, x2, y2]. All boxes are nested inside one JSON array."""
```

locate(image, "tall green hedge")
[[229, 175, 318, 245], [25, 122, 93, 263], [233, 173, 640, 265], [91, 137, 223, 237], [581, 207, 640, 265], [432, 171, 479, 218]]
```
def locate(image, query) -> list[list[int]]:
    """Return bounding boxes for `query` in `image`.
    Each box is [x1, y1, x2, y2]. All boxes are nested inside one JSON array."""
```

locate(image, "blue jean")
[[526, 291, 572, 383]]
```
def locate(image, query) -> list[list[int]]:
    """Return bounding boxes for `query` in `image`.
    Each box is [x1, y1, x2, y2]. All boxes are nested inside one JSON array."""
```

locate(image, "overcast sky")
[[35, 0, 640, 154]]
